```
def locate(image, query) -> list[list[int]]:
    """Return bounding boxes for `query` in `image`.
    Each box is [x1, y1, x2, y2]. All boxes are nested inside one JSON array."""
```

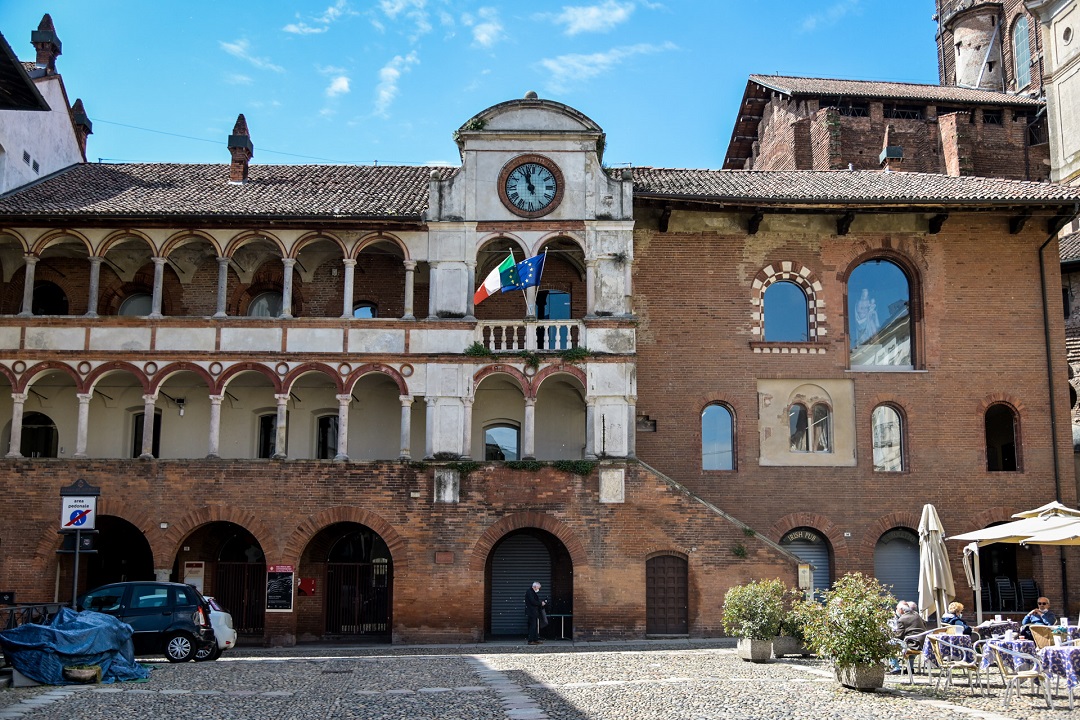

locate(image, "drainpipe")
[[1038, 201, 1080, 614]]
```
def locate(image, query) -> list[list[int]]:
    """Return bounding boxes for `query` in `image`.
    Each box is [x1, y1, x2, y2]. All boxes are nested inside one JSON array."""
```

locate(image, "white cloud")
[[376, 0, 431, 40], [374, 51, 419, 117], [284, 0, 357, 34], [553, 1, 635, 35], [800, 0, 861, 32], [539, 42, 675, 93], [326, 76, 351, 97], [462, 7, 504, 48], [225, 73, 253, 85], [219, 39, 285, 72]]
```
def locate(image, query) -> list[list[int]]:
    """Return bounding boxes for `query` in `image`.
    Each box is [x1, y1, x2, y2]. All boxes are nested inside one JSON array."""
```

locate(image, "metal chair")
[[1017, 579, 1040, 613], [988, 642, 1053, 709], [927, 634, 986, 695], [994, 576, 1017, 612]]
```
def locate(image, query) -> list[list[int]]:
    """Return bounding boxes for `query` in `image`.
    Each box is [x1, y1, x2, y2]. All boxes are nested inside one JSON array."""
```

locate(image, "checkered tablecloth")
[[982, 640, 1037, 671], [1040, 645, 1080, 689], [923, 633, 974, 668]]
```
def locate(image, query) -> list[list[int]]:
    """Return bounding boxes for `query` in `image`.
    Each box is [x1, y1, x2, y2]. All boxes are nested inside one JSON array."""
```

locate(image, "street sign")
[[61, 496, 96, 531]]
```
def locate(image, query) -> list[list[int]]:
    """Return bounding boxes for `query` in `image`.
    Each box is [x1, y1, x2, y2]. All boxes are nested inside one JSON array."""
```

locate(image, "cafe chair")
[[927, 634, 986, 695], [1027, 625, 1054, 650], [989, 643, 1053, 710]]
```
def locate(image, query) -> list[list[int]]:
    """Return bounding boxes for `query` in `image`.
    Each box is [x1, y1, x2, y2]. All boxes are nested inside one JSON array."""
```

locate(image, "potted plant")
[[722, 578, 785, 662], [772, 588, 811, 658], [793, 572, 895, 690]]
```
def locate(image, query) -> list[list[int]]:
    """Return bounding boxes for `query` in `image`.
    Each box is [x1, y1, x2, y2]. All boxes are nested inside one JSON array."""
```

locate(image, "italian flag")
[[473, 253, 514, 305]]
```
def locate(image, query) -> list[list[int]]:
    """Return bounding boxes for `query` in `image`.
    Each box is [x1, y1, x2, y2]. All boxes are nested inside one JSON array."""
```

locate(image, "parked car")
[[76, 581, 215, 662], [195, 596, 237, 662]]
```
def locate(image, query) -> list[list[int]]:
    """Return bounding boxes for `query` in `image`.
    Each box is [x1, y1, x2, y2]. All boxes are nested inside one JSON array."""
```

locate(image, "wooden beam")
[[837, 211, 856, 236], [1009, 210, 1031, 235], [747, 210, 764, 235], [1048, 206, 1078, 235], [658, 206, 672, 233], [928, 213, 948, 234]]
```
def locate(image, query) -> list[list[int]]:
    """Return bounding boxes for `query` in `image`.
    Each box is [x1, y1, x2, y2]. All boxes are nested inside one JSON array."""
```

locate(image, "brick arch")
[[158, 506, 279, 570], [98, 500, 156, 536], [150, 362, 215, 394], [753, 260, 824, 341], [283, 363, 343, 394], [83, 362, 150, 395], [0, 363, 17, 388], [294, 231, 347, 258], [839, 247, 926, 337], [473, 364, 529, 396], [355, 232, 409, 261], [223, 230, 286, 258], [769, 512, 846, 555], [0, 228, 29, 253], [215, 362, 282, 394], [645, 548, 690, 561], [961, 506, 1020, 536], [977, 394, 1026, 417], [859, 511, 921, 557], [343, 363, 408, 395], [161, 229, 223, 257], [531, 364, 586, 399], [281, 506, 408, 572], [17, 361, 83, 393], [535, 232, 585, 255], [99, 229, 156, 257], [468, 512, 588, 573], [31, 228, 92, 255]]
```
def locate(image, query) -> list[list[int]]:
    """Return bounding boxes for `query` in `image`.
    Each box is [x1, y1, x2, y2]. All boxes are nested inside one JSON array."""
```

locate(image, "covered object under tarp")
[[0, 607, 150, 684]]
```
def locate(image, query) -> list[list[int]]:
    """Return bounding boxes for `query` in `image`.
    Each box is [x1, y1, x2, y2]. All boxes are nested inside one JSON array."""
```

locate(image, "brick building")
[[1, 15, 1079, 644]]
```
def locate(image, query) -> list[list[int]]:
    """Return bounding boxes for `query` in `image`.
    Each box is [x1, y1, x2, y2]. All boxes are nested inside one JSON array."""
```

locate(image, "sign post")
[[59, 479, 100, 607]]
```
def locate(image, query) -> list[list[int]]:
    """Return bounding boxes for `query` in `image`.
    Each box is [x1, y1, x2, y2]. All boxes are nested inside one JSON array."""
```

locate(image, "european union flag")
[[501, 254, 547, 292]]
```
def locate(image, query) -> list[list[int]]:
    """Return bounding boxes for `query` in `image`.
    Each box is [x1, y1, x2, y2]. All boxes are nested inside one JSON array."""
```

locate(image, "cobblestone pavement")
[[0, 640, 1071, 719]]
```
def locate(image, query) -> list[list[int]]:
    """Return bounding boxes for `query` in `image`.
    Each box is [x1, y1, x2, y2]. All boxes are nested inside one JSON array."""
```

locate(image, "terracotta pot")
[[834, 663, 885, 690], [62, 665, 101, 684], [736, 637, 773, 663], [771, 635, 810, 657]]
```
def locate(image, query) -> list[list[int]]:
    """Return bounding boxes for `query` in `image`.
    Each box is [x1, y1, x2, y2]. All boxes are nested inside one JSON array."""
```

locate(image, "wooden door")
[[646, 555, 687, 635]]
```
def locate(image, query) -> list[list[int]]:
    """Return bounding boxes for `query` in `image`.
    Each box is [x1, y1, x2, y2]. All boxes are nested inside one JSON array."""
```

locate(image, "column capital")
[[403, 260, 417, 271], [208, 394, 224, 405], [88, 255, 104, 264], [627, 395, 637, 404], [281, 257, 297, 267], [216, 255, 231, 265], [585, 258, 599, 268], [274, 393, 290, 403], [151, 256, 167, 265], [142, 394, 158, 404], [22, 253, 39, 264], [524, 397, 537, 407], [462, 397, 474, 409], [76, 393, 93, 403], [342, 258, 357, 268], [11, 392, 27, 403], [400, 395, 413, 406], [335, 393, 352, 405], [425, 396, 437, 407]]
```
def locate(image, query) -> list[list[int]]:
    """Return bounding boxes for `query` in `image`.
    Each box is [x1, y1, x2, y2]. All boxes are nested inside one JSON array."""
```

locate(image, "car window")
[[176, 586, 201, 606], [83, 587, 123, 612], [129, 585, 171, 609]]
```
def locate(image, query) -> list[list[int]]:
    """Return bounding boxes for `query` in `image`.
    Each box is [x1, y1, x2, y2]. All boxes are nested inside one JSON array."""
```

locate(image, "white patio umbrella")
[[918, 504, 955, 622], [948, 513, 1078, 546], [1019, 522, 1080, 546], [961, 542, 983, 623], [1010, 501, 1080, 519]]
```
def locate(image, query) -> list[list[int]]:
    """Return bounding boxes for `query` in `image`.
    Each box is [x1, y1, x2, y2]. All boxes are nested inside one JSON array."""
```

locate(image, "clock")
[[498, 155, 564, 218]]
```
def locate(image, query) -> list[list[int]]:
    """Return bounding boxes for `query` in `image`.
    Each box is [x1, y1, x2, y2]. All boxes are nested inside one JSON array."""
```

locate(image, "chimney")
[[227, 114, 253, 183], [31, 14, 62, 74], [70, 99, 93, 160], [878, 124, 904, 171]]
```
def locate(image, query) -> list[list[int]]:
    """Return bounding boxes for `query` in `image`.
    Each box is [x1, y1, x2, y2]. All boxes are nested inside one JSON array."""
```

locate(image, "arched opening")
[[702, 403, 735, 471], [218, 370, 277, 459], [355, 239, 408, 319], [780, 528, 832, 598], [874, 528, 919, 604], [646, 554, 688, 635], [486, 529, 572, 640], [534, 374, 586, 460], [985, 403, 1020, 471], [21, 411, 58, 458], [247, 291, 282, 318], [84, 516, 154, 590], [118, 293, 153, 316], [763, 280, 808, 342], [32, 281, 68, 316], [171, 521, 267, 636], [484, 423, 520, 460], [473, 374, 526, 458], [348, 373, 405, 460]]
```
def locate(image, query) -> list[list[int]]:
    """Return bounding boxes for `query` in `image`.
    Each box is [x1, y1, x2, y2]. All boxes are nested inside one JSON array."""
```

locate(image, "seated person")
[[1021, 596, 1058, 639], [940, 601, 973, 636], [887, 601, 927, 674]]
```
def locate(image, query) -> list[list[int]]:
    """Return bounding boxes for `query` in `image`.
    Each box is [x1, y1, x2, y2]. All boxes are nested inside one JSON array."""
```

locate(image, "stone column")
[[465, 261, 476, 321], [340, 259, 356, 319], [280, 258, 296, 319], [424, 396, 436, 459], [627, 395, 637, 458], [335, 393, 351, 462], [6, 392, 26, 457], [18, 255, 38, 316], [149, 257, 167, 318], [74, 393, 92, 458], [585, 259, 597, 318], [462, 397, 474, 459], [214, 257, 230, 318], [85, 256, 103, 317], [154, 569, 171, 582], [399, 395, 413, 460], [207, 394, 223, 458], [139, 394, 157, 459], [523, 397, 536, 460], [426, 261, 438, 320], [273, 393, 289, 459], [584, 400, 597, 459], [403, 260, 417, 320]]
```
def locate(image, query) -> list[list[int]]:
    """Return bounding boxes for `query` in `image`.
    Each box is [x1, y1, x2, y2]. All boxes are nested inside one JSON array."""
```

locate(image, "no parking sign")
[[61, 495, 96, 531]]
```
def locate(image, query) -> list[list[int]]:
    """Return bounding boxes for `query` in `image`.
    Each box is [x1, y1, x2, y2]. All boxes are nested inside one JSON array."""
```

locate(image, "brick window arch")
[[752, 262, 824, 342]]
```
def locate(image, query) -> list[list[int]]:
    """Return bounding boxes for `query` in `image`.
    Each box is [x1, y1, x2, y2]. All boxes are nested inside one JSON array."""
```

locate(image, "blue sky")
[[1, 1, 941, 169]]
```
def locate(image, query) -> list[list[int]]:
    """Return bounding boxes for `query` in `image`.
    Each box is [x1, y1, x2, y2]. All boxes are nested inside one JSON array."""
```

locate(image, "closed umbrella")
[[918, 504, 955, 622]]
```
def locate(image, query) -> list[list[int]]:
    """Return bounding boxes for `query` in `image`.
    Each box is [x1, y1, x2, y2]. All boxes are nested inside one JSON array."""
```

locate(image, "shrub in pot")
[[772, 588, 812, 657], [722, 578, 785, 662], [792, 572, 896, 690]]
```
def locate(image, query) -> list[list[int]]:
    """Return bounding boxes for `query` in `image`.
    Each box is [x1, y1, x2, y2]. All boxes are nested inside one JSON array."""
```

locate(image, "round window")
[[248, 291, 283, 317], [118, 293, 153, 316], [1064, 26, 1074, 45]]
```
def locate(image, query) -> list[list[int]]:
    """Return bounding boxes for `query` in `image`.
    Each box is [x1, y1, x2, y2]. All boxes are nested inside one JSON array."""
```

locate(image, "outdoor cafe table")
[[982, 639, 1037, 671], [922, 632, 974, 668], [1039, 644, 1080, 689], [975, 620, 1020, 638]]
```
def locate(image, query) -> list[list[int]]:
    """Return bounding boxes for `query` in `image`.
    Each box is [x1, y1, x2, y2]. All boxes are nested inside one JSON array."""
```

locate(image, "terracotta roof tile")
[[1060, 232, 1080, 263], [748, 75, 1043, 107]]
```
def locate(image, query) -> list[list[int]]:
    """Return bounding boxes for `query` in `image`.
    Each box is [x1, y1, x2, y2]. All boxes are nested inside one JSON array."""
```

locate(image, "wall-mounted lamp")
[[159, 522, 168, 529], [176, 398, 185, 417]]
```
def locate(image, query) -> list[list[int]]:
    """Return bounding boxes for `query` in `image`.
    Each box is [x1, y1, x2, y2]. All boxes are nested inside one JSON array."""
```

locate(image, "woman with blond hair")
[[941, 601, 974, 636]]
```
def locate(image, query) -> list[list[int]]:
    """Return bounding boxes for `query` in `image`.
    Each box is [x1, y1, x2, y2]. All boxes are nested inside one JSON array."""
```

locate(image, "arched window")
[[848, 259, 913, 369], [248, 291, 282, 318], [985, 403, 1019, 471], [790, 402, 831, 453], [118, 293, 153, 316], [352, 302, 377, 319], [32, 281, 68, 316], [484, 423, 520, 461], [1013, 16, 1031, 89], [872, 405, 904, 472], [701, 403, 734, 470], [21, 411, 58, 458], [763, 281, 809, 342]]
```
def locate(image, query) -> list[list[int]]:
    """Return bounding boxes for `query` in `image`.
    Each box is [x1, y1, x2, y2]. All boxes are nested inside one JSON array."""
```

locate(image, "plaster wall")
[[0, 77, 83, 195]]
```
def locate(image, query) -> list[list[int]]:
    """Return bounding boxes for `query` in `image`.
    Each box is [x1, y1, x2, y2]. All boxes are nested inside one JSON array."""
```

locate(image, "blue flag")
[[501, 254, 546, 292]]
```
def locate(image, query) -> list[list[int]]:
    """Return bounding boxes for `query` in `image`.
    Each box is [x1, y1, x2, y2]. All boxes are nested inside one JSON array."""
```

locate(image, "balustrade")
[[475, 320, 584, 353]]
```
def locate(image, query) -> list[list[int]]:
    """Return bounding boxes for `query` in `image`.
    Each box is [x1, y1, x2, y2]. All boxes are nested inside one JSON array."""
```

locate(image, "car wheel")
[[165, 632, 196, 662], [195, 644, 222, 662]]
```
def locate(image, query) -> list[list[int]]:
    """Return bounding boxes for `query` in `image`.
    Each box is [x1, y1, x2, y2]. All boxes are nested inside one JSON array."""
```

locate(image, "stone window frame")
[[789, 401, 832, 454], [751, 261, 825, 345]]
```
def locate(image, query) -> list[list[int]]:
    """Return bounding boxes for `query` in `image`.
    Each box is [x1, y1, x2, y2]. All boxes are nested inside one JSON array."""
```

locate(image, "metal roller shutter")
[[874, 530, 919, 604], [783, 538, 831, 597], [490, 534, 552, 635]]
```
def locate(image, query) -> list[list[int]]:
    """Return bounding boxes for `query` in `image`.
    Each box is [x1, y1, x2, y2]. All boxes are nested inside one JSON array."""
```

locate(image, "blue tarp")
[[0, 607, 151, 684]]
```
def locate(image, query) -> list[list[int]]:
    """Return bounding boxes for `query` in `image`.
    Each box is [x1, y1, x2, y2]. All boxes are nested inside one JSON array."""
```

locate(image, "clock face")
[[498, 156, 564, 218]]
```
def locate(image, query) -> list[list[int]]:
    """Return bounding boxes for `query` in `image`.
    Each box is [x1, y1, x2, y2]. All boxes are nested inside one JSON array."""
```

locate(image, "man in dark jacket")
[[525, 582, 546, 645]]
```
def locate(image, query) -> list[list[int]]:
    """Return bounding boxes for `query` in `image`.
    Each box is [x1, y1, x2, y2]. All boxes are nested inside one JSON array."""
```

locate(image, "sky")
[[0, 1, 942, 170]]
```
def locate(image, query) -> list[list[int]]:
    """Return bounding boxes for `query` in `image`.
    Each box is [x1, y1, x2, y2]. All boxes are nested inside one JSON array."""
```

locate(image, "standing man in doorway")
[[525, 581, 546, 645]]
